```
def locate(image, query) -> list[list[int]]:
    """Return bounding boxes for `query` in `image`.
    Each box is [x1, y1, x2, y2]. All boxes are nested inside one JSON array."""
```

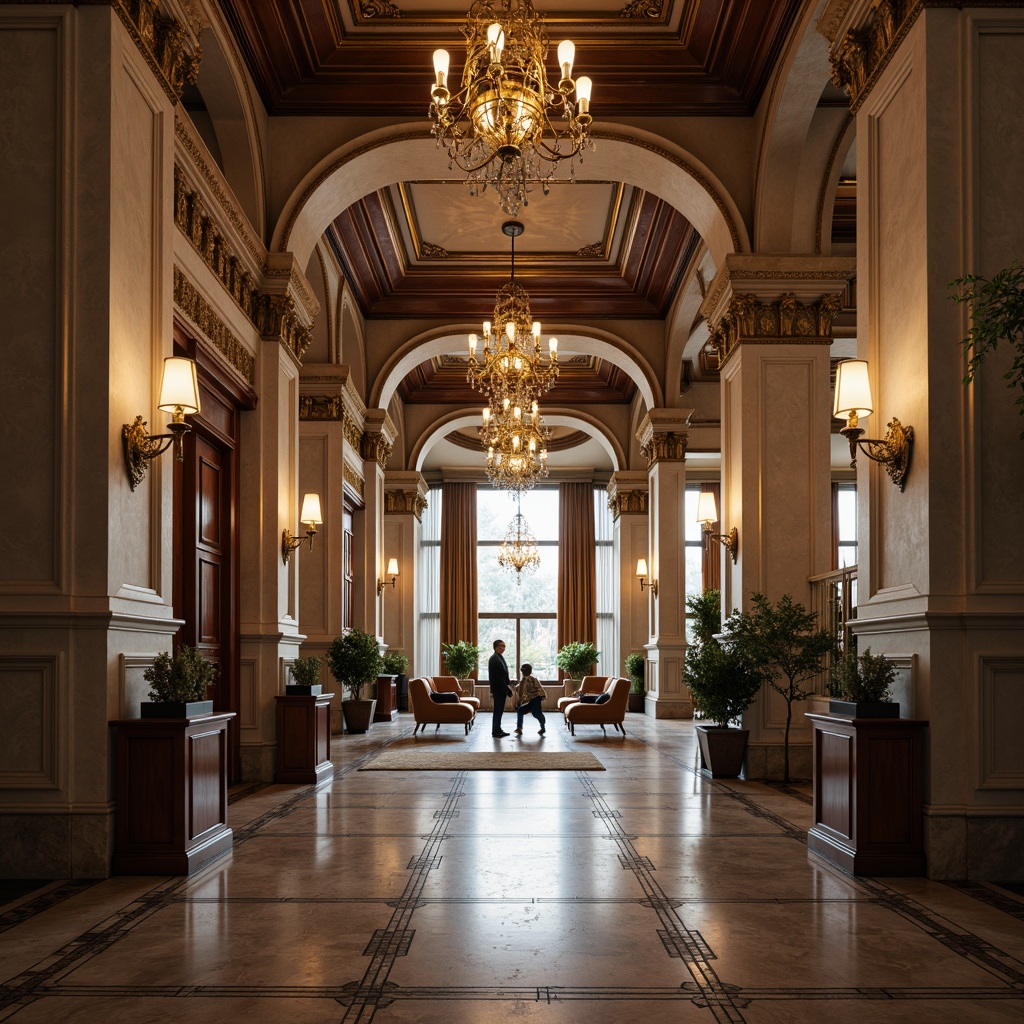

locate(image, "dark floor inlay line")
[[0, 880, 101, 935], [945, 880, 1024, 921]]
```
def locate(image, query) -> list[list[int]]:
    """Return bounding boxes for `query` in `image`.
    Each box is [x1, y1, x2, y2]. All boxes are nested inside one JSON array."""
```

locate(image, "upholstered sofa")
[[564, 677, 630, 736], [430, 675, 481, 712], [408, 677, 475, 735]]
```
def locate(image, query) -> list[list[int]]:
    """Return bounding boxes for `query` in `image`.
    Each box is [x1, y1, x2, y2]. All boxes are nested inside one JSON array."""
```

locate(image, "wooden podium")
[[806, 712, 927, 876], [275, 693, 335, 785], [111, 712, 235, 875]]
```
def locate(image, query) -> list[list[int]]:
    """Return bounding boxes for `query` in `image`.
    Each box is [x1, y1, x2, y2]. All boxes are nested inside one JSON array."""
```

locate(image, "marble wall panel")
[[0, 657, 58, 788], [978, 656, 1024, 790]]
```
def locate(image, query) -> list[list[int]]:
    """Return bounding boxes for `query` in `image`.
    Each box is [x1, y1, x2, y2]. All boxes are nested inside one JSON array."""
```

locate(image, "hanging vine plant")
[[949, 261, 1024, 437]]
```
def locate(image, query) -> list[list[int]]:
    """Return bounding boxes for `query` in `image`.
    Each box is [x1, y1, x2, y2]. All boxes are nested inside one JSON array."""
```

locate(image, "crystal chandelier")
[[429, 0, 594, 216], [481, 396, 550, 494], [467, 220, 558, 414], [497, 498, 541, 583]]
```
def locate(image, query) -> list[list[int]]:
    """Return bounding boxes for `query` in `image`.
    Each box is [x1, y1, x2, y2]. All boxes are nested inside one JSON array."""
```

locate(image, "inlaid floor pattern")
[[2, 715, 1023, 1023]]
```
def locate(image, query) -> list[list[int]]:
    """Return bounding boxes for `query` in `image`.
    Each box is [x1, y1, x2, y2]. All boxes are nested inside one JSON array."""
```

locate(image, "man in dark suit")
[[487, 639, 511, 737]]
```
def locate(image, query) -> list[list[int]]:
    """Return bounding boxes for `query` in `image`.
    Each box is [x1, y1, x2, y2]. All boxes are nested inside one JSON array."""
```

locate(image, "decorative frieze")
[[111, 0, 201, 104], [299, 395, 342, 421], [172, 267, 255, 385], [384, 489, 429, 520], [343, 461, 365, 501], [827, 0, 921, 112], [607, 489, 648, 519], [173, 165, 313, 360], [708, 293, 842, 364], [343, 415, 364, 452]]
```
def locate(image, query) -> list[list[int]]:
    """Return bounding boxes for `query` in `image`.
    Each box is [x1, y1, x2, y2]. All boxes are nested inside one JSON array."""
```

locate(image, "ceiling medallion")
[[497, 498, 542, 582], [429, 0, 594, 216]]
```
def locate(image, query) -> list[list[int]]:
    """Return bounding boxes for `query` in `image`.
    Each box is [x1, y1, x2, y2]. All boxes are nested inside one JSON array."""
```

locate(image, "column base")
[[646, 695, 693, 719]]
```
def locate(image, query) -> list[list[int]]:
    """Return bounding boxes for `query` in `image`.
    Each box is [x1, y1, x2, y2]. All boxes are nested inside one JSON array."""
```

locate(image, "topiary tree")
[[382, 650, 409, 676], [289, 654, 323, 689], [830, 646, 896, 703], [441, 640, 479, 679], [556, 641, 600, 680], [144, 644, 217, 703], [724, 593, 837, 782], [624, 651, 645, 694], [327, 628, 383, 700]]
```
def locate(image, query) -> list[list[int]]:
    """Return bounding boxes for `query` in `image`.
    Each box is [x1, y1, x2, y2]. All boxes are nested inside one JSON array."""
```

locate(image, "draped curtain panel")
[[439, 482, 478, 674], [557, 482, 597, 678], [700, 482, 721, 595]]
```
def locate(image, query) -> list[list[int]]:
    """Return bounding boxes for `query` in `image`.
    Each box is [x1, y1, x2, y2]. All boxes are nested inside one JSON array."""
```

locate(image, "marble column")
[[636, 411, 694, 719], [701, 255, 853, 778], [822, 1, 1024, 879], [608, 473, 650, 697]]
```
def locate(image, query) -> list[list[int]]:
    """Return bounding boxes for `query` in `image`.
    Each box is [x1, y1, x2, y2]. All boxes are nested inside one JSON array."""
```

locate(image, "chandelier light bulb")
[[506, 322, 515, 341], [557, 39, 575, 79], [532, 321, 541, 339], [503, 397, 510, 411], [433, 48, 449, 80], [469, 332, 477, 357], [483, 320, 491, 337], [549, 336, 558, 357], [576, 76, 592, 119], [513, 405, 522, 420], [487, 22, 504, 61], [482, 407, 490, 424]]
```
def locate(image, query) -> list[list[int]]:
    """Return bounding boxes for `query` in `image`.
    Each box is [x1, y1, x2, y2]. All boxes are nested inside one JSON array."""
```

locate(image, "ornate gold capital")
[[299, 395, 342, 421], [640, 431, 687, 467], [361, 432, 394, 469], [112, 0, 201, 104], [607, 489, 649, 520], [384, 489, 429, 520]]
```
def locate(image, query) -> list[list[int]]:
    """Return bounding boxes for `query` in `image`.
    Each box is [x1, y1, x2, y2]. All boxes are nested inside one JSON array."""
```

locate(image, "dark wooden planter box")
[[806, 712, 927, 876], [696, 726, 749, 778], [829, 699, 899, 718], [342, 698, 377, 734], [141, 700, 214, 718], [627, 692, 646, 713], [111, 711, 235, 875], [276, 693, 335, 785], [375, 675, 398, 722], [285, 684, 322, 696], [395, 674, 409, 712]]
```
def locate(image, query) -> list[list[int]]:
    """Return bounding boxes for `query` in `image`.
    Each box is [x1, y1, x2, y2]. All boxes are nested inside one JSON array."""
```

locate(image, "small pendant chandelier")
[[497, 498, 541, 583]]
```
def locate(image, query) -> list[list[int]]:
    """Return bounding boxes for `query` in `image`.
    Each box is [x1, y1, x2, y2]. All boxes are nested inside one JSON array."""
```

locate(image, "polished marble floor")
[[2, 714, 1023, 1023]]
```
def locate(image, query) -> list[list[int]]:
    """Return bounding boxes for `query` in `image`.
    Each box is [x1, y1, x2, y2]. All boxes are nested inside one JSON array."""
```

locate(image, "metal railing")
[[807, 565, 858, 695]]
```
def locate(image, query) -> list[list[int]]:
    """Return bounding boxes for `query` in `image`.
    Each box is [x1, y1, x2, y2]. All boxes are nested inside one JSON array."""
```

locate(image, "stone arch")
[[190, 19, 266, 236], [273, 123, 749, 276], [410, 409, 625, 474], [754, 0, 850, 252], [370, 325, 662, 415]]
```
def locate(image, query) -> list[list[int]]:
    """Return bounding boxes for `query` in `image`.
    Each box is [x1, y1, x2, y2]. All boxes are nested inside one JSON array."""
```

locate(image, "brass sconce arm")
[[840, 417, 914, 492], [122, 414, 192, 491], [703, 524, 739, 564], [635, 558, 658, 597], [282, 523, 318, 564], [282, 493, 324, 564], [377, 558, 400, 595]]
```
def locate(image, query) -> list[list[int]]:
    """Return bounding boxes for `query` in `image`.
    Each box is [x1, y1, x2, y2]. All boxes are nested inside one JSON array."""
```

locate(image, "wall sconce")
[[122, 356, 201, 491], [833, 359, 914, 491], [282, 492, 323, 563], [635, 558, 658, 597], [696, 491, 739, 563], [377, 557, 399, 596]]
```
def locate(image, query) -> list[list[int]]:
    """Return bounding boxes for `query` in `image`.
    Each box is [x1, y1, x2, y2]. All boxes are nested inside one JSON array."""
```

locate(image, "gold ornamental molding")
[[174, 165, 313, 361], [172, 267, 255, 385], [639, 431, 688, 467], [299, 395, 342, 421], [607, 489, 649, 519], [708, 293, 843, 365], [111, 0, 201, 105], [384, 488, 429, 520], [343, 415, 364, 452], [342, 461, 365, 502], [361, 432, 394, 470], [827, 0, 922, 112]]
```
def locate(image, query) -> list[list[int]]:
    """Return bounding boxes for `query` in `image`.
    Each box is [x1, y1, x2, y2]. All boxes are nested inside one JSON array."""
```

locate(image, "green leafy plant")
[[684, 590, 761, 728], [556, 641, 600, 679], [950, 262, 1024, 437], [830, 646, 895, 703], [724, 593, 837, 782], [382, 650, 409, 676], [289, 654, 323, 689], [327, 628, 383, 700], [144, 645, 216, 703], [441, 640, 479, 679], [624, 651, 645, 694]]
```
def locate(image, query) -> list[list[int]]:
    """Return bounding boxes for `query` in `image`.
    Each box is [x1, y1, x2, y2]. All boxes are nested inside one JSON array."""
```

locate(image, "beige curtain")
[[700, 482, 721, 594], [831, 482, 840, 571], [557, 482, 597, 680], [439, 482, 478, 675]]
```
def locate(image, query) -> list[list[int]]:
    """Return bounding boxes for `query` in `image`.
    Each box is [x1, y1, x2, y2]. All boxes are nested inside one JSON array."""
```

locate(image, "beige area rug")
[[361, 751, 605, 771]]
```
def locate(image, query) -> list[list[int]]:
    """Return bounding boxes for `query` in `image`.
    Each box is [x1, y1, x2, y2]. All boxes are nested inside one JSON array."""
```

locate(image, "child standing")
[[513, 663, 546, 736]]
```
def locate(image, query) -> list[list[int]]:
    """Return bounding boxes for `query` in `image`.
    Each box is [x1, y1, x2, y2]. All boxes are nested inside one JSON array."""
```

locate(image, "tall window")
[[416, 485, 442, 679], [595, 487, 617, 678], [835, 483, 858, 567], [477, 488, 558, 679]]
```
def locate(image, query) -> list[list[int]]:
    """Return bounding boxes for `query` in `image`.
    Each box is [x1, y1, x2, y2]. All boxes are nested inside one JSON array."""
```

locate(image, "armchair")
[[408, 677, 475, 735], [564, 677, 630, 736], [557, 676, 612, 721], [431, 675, 481, 712]]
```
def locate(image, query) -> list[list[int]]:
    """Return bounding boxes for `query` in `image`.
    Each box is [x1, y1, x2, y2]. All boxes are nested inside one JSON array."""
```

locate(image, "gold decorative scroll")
[[639, 431, 687, 467], [112, 0, 201, 103], [607, 489, 649, 519], [299, 395, 342, 421], [384, 489, 429, 520], [361, 432, 394, 469], [708, 292, 842, 364]]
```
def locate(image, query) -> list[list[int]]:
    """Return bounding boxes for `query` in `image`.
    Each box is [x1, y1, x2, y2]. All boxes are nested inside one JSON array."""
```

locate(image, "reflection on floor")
[[2, 715, 1023, 1023]]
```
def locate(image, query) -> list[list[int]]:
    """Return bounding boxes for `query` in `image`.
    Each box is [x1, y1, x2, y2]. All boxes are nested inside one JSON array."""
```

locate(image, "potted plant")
[[724, 592, 837, 783], [624, 651, 646, 713], [557, 641, 600, 685], [382, 649, 410, 712], [684, 590, 762, 778], [327, 628, 383, 734], [142, 644, 217, 717], [287, 654, 324, 695], [949, 261, 1024, 436], [829, 646, 898, 717], [441, 640, 480, 693]]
